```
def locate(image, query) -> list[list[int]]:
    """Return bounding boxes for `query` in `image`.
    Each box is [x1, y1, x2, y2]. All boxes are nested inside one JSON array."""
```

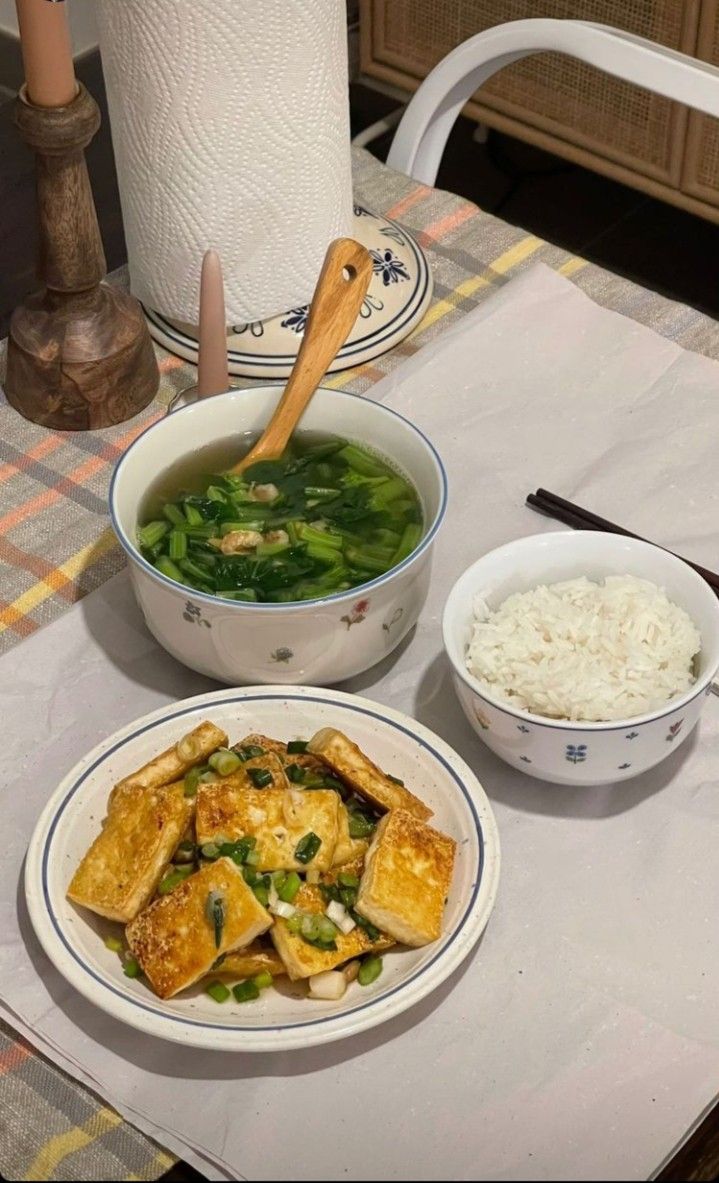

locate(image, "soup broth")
[[138, 432, 424, 602]]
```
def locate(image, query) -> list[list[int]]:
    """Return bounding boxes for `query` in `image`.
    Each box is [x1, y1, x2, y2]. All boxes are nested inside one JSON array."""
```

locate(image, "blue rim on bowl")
[[109, 387, 448, 613]]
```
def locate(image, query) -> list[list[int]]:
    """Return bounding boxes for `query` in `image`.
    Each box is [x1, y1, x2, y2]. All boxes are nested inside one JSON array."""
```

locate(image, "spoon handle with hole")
[[229, 238, 372, 474]]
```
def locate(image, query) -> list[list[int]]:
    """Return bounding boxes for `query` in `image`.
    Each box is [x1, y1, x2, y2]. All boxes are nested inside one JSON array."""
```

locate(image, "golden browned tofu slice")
[[195, 784, 339, 872], [114, 721, 227, 792], [233, 733, 287, 758], [270, 883, 393, 981], [126, 858, 271, 999], [355, 809, 456, 947], [67, 783, 192, 923], [307, 728, 432, 821], [213, 941, 286, 980], [331, 803, 369, 867]]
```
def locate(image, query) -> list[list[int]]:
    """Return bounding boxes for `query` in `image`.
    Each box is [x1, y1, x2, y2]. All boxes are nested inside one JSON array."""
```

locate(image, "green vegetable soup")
[[138, 433, 423, 602]]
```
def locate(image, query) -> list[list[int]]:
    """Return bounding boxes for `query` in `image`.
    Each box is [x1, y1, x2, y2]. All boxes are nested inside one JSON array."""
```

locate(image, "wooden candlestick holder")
[[5, 83, 159, 430]]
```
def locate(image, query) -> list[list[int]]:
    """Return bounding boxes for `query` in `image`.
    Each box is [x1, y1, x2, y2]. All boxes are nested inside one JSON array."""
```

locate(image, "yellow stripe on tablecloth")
[[418, 234, 544, 333], [23, 1107, 123, 1180], [558, 256, 588, 277], [0, 527, 118, 635], [126, 1150, 176, 1180]]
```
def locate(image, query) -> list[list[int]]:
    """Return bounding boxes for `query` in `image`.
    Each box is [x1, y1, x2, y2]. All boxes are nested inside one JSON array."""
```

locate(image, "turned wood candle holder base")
[[4, 84, 159, 431]]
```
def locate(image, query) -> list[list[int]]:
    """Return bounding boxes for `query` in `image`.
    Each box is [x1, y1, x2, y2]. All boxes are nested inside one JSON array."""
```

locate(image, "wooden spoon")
[[229, 237, 372, 474]]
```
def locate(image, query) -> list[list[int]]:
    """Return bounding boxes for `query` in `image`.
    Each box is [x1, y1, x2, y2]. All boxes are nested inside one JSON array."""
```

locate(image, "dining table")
[[1, 146, 718, 1183]]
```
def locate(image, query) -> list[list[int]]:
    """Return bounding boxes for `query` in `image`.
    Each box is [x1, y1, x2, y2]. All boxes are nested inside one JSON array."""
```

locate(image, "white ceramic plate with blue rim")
[[25, 686, 500, 1052]]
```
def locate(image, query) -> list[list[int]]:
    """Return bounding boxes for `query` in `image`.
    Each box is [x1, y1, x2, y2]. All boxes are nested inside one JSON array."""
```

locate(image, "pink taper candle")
[[15, 0, 77, 108], [197, 249, 229, 398]]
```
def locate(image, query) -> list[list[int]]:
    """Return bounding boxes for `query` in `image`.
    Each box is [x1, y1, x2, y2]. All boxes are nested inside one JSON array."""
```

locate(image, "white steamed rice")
[[466, 574, 701, 722]]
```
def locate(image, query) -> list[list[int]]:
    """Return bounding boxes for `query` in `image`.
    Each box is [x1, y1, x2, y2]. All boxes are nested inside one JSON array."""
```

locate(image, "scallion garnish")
[[205, 980, 231, 1004], [206, 891, 226, 948], [233, 979, 260, 1003], [286, 740, 309, 754], [294, 832, 321, 864], [357, 954, 383, 986], [248, 767, 273, 788]]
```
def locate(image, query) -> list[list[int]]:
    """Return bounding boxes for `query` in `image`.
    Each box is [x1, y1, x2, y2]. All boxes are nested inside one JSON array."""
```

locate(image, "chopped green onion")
[[248, 767, 273, 788], [391, 522, 423, 565], [201, 842, 222, 861], [245, 849, 261, 867], [183, 503, 205, 526], [206, 890, 226, 948], [337, 872, 360, 889], [285, 763, 305, 784], [233, 979, 260, 1003], [236, 744, 265, 761], [157, 865, 194, 894], [253, 971, 273, 990], [357, 954, 383, 986], [295, 832, 322, 864], [351, 910, 381, 942], [209, 748, 242, 776], [252, 879, 270, 907], [104, 935, 123, 954], [287, 740, 309, 754], [299, 912, 338, 950], [199, 769, 219, 784], [138, 520, 169, 548], [123, 957, 141, 979], [168, 529, 188, 561], [205, 980, 231, 1003], [154, 554, 184, 582], [162, 503, 187, 526], [183, 765, 205, 797], [278, 870, 301, 903], [348, 810, 376, 839], [338, 444, 386, 476]]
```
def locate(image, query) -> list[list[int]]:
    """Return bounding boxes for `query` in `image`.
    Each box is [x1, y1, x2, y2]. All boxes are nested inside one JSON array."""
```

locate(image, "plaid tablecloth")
[[1, 147, 718, 1181]]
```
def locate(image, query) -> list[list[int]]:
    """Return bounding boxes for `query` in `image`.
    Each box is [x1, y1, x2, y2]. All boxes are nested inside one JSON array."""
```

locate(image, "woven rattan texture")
[[372, 0, 696, 180], [683, 0, 719, 201]]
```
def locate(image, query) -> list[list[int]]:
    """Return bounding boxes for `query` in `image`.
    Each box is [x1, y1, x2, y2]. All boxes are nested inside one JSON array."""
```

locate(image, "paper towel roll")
[[96, 0, 353, 324]]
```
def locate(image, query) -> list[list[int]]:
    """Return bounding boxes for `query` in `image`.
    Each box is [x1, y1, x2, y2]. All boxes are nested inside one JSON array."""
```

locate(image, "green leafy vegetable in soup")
[[137, 434, 423, 602]]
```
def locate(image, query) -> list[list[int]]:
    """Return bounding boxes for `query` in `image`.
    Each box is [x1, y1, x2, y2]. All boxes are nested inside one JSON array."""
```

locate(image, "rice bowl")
[[443, 531, 719, 785]]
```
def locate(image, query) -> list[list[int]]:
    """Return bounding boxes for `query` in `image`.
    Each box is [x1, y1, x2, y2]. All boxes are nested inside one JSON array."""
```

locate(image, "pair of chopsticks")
[[526, 488, 719, 599]]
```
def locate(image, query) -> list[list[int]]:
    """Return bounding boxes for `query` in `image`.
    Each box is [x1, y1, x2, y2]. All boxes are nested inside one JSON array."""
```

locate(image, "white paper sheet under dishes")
[[2, 265, 719, 1181], [96, 0, 353, 324]]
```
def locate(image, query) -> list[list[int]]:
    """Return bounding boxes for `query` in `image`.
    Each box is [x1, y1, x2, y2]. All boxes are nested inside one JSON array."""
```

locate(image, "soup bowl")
[[443, 531, 719, 785], [110, 386, 447, 685]]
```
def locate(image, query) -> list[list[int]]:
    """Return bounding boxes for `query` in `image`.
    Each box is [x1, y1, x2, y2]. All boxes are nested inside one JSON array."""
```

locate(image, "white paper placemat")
[[3, 265, 719, 1182]]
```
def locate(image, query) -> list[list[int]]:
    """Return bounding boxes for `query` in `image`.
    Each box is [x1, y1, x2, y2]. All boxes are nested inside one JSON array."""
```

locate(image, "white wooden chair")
[[387, 18, 719, 185]]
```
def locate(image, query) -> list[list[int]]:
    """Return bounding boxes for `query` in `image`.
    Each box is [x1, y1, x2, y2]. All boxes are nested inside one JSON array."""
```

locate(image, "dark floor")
[[1, 60, 717, 341]]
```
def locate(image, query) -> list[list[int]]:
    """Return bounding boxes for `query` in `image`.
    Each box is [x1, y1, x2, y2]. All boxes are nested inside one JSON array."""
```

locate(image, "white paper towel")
[[96, 0, 353, 323]]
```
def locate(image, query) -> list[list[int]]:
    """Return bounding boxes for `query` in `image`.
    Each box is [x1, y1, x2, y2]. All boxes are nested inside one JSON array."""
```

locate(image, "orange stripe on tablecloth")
[[0, 1041, 32, 1075], [0, 434, 64, 485], [159, 355, 185, 373], [0, 597, 39, 637], [384, 184, 431, 221], [0, 413, 162, 536], [417, 202, 478, 244], [0, 536, 77, 602]]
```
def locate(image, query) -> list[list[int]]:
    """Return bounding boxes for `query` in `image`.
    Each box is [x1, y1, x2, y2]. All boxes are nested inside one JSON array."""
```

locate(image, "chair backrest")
[[387, 18, 719, 185]]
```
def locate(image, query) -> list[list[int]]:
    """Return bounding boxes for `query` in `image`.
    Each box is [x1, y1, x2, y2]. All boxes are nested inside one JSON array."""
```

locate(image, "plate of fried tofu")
[[25, 686, 500, 1051]]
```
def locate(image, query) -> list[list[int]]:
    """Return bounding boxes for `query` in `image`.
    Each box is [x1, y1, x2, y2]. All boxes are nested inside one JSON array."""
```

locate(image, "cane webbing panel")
[[366, 0, 698, 184], [682, 0, 719, 206]]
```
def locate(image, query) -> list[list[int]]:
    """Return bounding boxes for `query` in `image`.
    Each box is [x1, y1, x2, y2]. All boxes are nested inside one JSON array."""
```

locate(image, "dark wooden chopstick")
[[526, 488, 719, 596]]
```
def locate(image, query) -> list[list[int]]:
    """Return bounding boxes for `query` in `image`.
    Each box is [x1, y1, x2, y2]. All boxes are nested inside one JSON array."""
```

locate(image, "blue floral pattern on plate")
[[182, 601, 211, 629], [566, 743, 588, 764], [270, 647, 293, 664], [370, 248, 410, 286], [280, 306, 309, 335]]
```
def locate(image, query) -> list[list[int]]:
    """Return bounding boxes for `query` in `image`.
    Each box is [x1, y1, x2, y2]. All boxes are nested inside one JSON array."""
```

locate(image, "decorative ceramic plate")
[[144, 208, 434, 378], [25, 686, 500, 1052]]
